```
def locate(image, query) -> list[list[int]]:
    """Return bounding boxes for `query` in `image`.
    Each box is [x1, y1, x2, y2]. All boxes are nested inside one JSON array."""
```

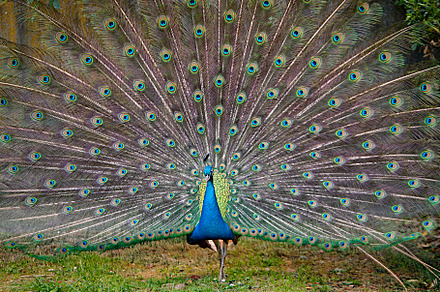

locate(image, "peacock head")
[[203, 165, 213, 181]]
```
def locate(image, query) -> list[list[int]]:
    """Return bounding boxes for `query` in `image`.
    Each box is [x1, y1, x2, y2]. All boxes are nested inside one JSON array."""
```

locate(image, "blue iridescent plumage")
[[0, 0, 439, 287]]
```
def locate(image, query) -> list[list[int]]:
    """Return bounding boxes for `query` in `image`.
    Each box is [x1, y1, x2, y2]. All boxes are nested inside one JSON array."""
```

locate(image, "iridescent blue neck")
[[189, 177, 234, 242]]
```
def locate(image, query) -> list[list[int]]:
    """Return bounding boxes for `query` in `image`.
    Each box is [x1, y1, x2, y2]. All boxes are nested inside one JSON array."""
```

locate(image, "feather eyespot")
[[229, 125, 238, 136], [214, 144, 221, 153], [166, 81, 177, 94], [309, 57, 321, 69], [323, 181, 334, 189], [196, 123, 205, 134], [362, 140, 375, 151], [7, 165, 19, 174], [246, 62, 258, 75], [424, 116, 437, 127], [280, 163, 290, 171], [79, 188, 90, 197], [274, 55, 285, 67], [328, 98, 341, 108], [356, 213, 367, 222], [340, 198, 350, 206], [234, 92, 246, 104], [391, 205, 403, 214], [64, 92, 77, 103], [266, 88, 279, 99], [335, 129, 347, 139], [356, 173, 368, 182], [389, 123, 403, 135], [193, 89, 203, 102], [133, 79, 145, 91], [255, 32, 267, 44], [214, 104, 224, 116], [31, 110, 44, 121], [194, 24, 205, 38], [332, 32, 343, 44], [389, 95, 403, 107], [189, 61, 200, 74], [214, 74, 225, 87], [258, 141, 269, 150], [291, 214, 300, 222], [104, 18, 117, 30], [291, 27, 303, 39], [357, 3, 369, 14], [61, 129, 73, 139], [174, 112, 184, 123], [308, 124, 321, 134], [98, 176, 108, 185], [38, 74, 51, 84], [0, 97, 7, 107], [63, 206, 73, 214], [269, 182, 278, 190], [167, 163, 176, 170], [284, 143, 295, 151], [113, 141, 125, 151], [309, 151, 320, 159], [420, 82, 433, 93], [44, 179, 56, 188], [166, 139, 175, 148], [232, 152, 241, 161], [303, 172, 313, 179], [296, 87, 308, 98], [123, 43, 136, 57], [34, 233, 44, 241], [157, 15, 169, 28], [348, 70, 362, 82], [117, 168, 127, 177], [190, 148, 198, 157], [359, 107, 373, 118], [261, 0, 272, 9], [89, 147, 101, 156], [379, 51, 392, 63], [386, 161, 399, 172], [408, 179, 420, 188], [420, 150, 435, 161], [291, 188, 300, 195], [55, 31, 68, 43], [7, 57, 20, 68], [160, 48, 172, 62], [29, 151, 42, 162], [375, 190, 387, 199], [322, 213, 332, 221], [146, 111, 156, 122], [224, 9, 235, 23], [91, 116, 103, 127], [80, 53, 93, 66], [251, 117, 262, 127], [138, 138, 149, 147], [385, 232, 395, 240], [187, 0, 197, 8], [64, 163, 77, 173], [221, 44, 232, 57], [98, 86, 111, 97]]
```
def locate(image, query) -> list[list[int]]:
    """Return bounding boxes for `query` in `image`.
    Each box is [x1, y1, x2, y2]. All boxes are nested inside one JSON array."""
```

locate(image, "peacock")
[[0, 0, 440, 287]]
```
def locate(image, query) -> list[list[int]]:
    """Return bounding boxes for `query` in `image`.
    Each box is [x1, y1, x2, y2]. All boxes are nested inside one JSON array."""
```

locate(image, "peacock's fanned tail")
[[0, 0, 439, 278]]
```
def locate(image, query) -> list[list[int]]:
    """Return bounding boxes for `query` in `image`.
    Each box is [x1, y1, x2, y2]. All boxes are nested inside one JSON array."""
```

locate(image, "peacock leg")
[[218, 239, 228, 281]]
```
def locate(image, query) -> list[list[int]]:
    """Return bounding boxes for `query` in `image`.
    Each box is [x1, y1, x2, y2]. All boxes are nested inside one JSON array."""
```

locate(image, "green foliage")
[[395, 0, 440, 30]]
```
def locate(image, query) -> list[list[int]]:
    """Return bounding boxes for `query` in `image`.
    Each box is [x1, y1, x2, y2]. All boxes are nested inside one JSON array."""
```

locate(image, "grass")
[[0, 237, 439, 291]]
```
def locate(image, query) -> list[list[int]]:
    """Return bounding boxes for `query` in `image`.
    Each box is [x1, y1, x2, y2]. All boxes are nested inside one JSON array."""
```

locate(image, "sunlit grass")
[[1, 237, 438, 291]]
